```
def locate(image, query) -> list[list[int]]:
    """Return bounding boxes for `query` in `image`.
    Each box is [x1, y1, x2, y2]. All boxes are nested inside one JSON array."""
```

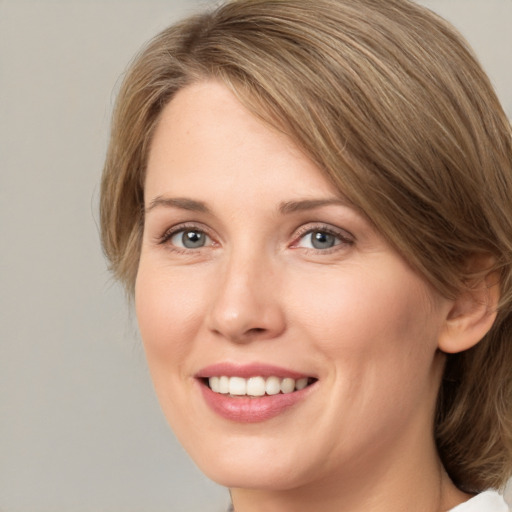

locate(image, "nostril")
[[247, 327, 266, 336]]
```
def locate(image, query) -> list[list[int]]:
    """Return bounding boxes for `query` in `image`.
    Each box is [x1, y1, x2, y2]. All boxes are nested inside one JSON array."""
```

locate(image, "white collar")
[[448, 490, 509, 512]]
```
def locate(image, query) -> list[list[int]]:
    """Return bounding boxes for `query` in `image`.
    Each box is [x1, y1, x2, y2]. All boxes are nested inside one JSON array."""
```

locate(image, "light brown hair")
[[100, 0, 512, 492]]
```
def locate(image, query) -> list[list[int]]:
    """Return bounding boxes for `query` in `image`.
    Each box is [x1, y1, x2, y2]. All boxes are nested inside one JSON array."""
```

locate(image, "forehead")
[[145, 81, 341, 205]]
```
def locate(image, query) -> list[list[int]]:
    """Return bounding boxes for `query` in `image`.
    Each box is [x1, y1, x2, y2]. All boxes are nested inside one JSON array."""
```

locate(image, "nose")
[[206, 250, 286, 343]]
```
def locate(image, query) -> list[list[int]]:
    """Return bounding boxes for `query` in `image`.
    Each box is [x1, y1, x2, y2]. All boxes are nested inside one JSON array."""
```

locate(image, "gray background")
[[1, 1, 511, 511]]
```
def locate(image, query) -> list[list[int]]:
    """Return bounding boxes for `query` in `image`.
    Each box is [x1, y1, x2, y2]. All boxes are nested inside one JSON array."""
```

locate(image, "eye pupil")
[[311, 231, 336, 249], [182, 230, 205, 248]]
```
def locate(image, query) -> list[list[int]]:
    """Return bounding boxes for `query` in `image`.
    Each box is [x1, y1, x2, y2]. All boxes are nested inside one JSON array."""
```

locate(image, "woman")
[[100, 0, 512, 510]]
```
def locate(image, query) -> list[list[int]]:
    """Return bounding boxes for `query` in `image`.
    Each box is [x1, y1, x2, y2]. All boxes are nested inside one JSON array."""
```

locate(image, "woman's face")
[[136, 81, 452, 491]]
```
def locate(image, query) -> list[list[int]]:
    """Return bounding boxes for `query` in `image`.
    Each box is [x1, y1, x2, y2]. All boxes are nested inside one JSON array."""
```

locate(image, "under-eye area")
[[202, 376, 318, 397]]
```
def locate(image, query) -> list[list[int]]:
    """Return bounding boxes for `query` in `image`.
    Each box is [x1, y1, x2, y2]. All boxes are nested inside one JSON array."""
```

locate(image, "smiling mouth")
[[203, 376, 317, 397]]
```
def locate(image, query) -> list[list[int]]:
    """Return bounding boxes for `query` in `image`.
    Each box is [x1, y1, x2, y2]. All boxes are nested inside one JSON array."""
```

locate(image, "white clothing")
[[448, 491, 509, 511]]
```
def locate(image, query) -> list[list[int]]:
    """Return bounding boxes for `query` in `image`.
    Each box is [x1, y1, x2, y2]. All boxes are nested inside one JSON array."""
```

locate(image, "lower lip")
[[198, 381, 314, 423]]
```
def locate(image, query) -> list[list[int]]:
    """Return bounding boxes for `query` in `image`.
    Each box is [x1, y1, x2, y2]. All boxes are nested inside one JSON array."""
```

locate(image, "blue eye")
[[170, 229, 211, 249], [310, 231, 337, 249], [295, 227, 352, 251], [300, 230, 338, 250]]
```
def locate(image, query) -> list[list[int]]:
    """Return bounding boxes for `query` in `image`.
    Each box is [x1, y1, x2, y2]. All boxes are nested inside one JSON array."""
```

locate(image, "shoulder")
[[448, 491, 509, 512]]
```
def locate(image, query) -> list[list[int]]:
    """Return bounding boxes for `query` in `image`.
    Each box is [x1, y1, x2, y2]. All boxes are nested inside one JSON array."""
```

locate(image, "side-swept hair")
[[100, 0, 512, 491]]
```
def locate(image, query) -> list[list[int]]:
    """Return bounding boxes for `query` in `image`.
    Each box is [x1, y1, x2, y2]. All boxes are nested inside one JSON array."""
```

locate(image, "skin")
[[136, 81, 475, 511]]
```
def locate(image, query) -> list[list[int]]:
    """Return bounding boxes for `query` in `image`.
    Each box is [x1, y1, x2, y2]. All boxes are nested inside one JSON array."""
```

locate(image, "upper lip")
[[195, 362, 314, 380]]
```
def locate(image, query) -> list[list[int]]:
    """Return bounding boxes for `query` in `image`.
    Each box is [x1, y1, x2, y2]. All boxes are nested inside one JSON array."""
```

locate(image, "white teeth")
[[219, 376, 230, 394], [296, 377, 308, 390], [280, 377, 295, 394], [229, 376, 247, 395], [209, 376, 220, 393], [247, 377, 266, 396], [265, 376, 281, 395], [207, 376, 313, 396]]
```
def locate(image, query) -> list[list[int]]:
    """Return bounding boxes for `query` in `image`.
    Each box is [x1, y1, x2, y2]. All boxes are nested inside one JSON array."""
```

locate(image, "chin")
[[185, 439, 312, 491], [202, 464, 304, 492]]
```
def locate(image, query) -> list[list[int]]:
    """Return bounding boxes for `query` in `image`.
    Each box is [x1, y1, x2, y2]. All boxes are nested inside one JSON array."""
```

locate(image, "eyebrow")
[[278, 198, 354, 214], [145, 196, 211, 214], [145, 196, 354, 216]]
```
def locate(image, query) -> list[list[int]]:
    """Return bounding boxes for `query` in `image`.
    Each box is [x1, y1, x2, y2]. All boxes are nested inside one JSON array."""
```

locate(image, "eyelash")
[[156, 222, 354, 254], [157, 223, 216, 254], [291, 224, 354, 253]]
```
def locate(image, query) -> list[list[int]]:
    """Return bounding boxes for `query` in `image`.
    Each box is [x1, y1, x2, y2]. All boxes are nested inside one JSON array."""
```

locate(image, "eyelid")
[[156, 222, 216, 247], [290, 223, 355, 250], [153, 221, 354, 253]]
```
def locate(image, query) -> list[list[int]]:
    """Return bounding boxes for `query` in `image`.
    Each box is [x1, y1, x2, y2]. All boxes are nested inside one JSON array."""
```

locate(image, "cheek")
[[134, 261, 206, 374], [302, 263, 433, 338], [294, 259, 442, 392], [294, 263, 444, 452]]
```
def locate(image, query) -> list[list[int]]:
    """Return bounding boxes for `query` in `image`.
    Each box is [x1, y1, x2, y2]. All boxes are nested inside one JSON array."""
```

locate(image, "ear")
[[438, 261, 500, 354]]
